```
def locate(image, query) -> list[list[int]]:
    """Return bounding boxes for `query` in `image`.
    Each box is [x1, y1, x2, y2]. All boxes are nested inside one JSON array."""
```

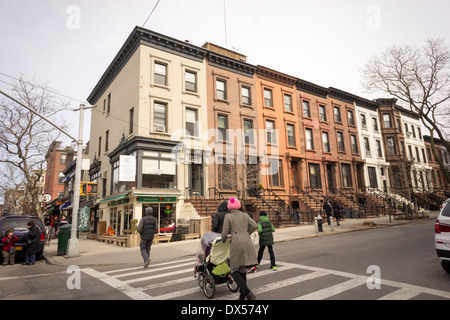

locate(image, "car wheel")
[[441, 261, 450, 273]]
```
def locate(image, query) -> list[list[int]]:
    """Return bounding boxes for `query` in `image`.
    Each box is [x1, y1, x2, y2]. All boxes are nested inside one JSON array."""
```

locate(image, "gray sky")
[[1, 0, 450, 144]]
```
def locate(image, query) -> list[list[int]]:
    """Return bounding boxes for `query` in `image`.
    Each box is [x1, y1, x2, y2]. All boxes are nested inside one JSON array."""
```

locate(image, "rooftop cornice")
[[296, 78, 328, 98], [207, 51, 256, 77], [256, 65, 297, 87]]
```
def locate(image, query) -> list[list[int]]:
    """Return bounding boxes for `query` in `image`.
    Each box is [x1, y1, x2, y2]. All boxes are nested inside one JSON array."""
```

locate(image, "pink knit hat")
[[227, 197, 241, 210]]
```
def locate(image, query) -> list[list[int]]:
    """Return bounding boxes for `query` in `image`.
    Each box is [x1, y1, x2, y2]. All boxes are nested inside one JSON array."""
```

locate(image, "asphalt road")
[[1, 218, 449, 302]]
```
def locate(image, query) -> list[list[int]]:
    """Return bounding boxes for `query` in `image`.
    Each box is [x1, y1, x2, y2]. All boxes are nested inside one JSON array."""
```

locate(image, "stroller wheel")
[[203, 275, 215, 299], [227, 275, 239, 293], [197, 273, 205, 288]]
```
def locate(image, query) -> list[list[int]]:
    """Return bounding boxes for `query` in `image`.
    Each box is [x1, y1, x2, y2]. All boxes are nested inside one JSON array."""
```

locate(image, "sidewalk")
[[44, 211, 439, 267]]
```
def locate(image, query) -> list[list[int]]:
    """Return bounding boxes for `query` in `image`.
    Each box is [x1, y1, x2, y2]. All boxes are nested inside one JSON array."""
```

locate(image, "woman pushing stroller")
[[221, 197, 258, 300]]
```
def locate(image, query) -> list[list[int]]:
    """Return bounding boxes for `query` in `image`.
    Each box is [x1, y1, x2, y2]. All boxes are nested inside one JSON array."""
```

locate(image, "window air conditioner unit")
[[406, 131, 411, 137], [366, 150, 371, 156], [155, 125, 166, 132], [100, 171, 107, 179]]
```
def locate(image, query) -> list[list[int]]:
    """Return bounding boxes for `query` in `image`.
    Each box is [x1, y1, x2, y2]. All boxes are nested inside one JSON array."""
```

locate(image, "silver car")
[[435, 199, 450, 273]]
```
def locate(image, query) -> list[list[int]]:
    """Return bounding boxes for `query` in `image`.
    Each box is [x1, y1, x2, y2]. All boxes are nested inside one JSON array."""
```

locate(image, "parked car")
[[0, 215, 46, 262], [435, 199, 450, 273]]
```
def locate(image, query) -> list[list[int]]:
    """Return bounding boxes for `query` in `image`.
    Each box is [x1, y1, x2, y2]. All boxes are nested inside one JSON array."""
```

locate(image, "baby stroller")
[[194, 232, 239, 298]]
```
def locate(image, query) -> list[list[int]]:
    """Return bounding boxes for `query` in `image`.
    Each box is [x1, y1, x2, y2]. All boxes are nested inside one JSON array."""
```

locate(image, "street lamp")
[[0, 90, 95, 257]]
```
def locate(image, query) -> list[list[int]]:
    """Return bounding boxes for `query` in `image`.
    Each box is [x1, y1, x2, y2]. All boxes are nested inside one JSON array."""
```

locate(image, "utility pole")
[[66, 104, 95, 257], [0, 90, 95, 257]]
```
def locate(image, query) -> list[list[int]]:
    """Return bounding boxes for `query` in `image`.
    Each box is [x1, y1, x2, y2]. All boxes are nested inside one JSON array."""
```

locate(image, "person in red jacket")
[[2, 228, 18, 265]]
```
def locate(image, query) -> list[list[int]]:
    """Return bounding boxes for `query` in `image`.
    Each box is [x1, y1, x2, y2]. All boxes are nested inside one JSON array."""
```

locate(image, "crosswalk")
[[81, 257, 450, 300]]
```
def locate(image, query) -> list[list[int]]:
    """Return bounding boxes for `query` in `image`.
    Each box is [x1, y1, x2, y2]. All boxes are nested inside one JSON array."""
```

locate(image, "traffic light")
[[80, 182, 99, 195]]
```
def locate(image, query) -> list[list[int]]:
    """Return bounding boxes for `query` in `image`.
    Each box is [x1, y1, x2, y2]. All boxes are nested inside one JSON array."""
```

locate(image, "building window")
[[105, 130, 109, 152], [305, 128, 314, 150], [217, 114, 228, 141], [269, 159, 284, 188], [303, 100, 311, 117], [129, 107, 134, 135], [341, 163, 352, 187], [286, 124, 296, 147], [411, 126, 416, 138], [243, 119, 254, 145], [264, 88, 273, 107], [372, 117, 379, 131], [319, 105, 327, 121], [308, 163, 321, 189], [364, 137, 371, 156], [154, 102, 167, 132], [404, 123, 409, 135], [216, 79, 227, 100], [376, 140, 383, 158], [142, 151, 176, 189], [185, 109, 197, 136], [387, 137, 396, 155], [107, 93, 111, 114], [284, 94, 293, 112], [383, 114, 392, 128], [60, 154, 67, 165], [415, 146, 421, 162], [360, 114, 367, 129], [322, 132, 330, 153], [422, 148, 427, 163], [408, 145, 413, 160], [266, 120, 276, 144], [241, 86, 251, 105], [334, 106, 342, 123], [337, 131, 345, 152], [368, 167, 378, 188], [218, 162, 235, 190], [185, 70, 197, 92], [351, 134, 358, 154], [154, 62, 167, 86], [348, 110, 355, 126], [418, 127, 422, 139], [98, 136, 101, 156]]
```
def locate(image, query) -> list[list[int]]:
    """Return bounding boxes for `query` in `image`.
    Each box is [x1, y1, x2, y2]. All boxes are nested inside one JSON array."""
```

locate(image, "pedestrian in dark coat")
[[256, 211, 277, 270], [24, 221, 40, 265], [323, 199, 333, 225], [332, 200, 342, 225], [221, 197, 258, 300], [212, 200, 229, 233], [137, 207, 157, 268]]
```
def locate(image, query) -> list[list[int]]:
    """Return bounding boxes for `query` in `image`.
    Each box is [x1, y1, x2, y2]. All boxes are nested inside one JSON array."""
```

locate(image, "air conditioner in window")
[[100, 171, 107, 179], [366, 150, 371, 156], [155, 125, 166, 132], [406, 131, 411, 137]]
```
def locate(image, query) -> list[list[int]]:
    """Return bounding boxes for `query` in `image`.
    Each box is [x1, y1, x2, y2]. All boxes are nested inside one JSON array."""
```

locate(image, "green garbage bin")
[[57, 224, 78, 255]]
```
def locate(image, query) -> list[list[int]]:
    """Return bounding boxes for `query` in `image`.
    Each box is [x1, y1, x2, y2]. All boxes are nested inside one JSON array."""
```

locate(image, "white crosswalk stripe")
[[81, 258, 450, 300]]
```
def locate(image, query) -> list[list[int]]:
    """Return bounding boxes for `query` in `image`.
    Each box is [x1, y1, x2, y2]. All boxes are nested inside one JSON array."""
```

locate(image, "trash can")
[[57, 224, 78, 256]]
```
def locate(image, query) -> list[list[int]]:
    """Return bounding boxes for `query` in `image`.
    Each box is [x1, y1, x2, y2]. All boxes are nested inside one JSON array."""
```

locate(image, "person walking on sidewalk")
[[212, 200, 229, 234], [332, 200, 342, 226], [323, 199, 333, 225], [221, 197, 258, 300], [137, 207, 157, 268], [256, 211, 277, 271]]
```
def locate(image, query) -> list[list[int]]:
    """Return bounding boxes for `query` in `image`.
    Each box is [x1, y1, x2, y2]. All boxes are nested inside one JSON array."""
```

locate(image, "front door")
[[291, 161, 299, 192], [189, 164, 203, 196], [326, 165, 334, 193]]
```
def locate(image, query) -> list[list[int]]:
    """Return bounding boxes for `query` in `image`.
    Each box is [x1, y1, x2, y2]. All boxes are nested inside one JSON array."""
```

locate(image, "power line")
[[142, 0, 161, 28]]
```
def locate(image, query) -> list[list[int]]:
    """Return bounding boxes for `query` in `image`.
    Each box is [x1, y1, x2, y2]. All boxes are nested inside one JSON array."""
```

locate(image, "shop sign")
[[78, 206, 90, 232], [110, 198, 129, 206], [137, 196, 177, 203]]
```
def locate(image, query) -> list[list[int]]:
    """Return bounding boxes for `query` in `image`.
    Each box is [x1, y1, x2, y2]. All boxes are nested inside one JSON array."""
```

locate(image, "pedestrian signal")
[[80, 182, 98, 195]]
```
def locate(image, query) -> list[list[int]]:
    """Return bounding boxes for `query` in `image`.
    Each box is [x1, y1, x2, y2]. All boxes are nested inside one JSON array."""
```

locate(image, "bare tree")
[[0, 76, 71, 218], [362, 38, 450, 184]]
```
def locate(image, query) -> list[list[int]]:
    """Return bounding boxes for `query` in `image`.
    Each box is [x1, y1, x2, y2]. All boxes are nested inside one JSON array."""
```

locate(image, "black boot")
[[239, 271, 256, 300]]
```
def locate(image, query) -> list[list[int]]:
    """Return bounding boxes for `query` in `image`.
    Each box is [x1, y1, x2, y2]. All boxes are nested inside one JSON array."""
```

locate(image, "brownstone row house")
[[74, 26, 449, 236]]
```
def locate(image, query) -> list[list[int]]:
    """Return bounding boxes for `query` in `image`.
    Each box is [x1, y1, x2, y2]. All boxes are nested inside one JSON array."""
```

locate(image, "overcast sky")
[[1, 0, 449, 145]]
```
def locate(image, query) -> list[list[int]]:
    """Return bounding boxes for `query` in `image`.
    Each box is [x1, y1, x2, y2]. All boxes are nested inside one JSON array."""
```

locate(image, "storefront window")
[[142, 203, 176, 234]]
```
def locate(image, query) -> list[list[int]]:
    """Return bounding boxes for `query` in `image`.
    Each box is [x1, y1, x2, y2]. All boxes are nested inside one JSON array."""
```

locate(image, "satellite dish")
[[42, 194, 52, 202]]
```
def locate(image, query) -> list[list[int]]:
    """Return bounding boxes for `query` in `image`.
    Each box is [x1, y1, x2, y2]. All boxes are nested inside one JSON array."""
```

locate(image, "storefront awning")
[[98, 194, 128, 203]]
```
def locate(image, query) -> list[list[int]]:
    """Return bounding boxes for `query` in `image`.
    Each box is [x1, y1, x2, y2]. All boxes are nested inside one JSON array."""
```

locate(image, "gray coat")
[[221, 209, 258, 269]]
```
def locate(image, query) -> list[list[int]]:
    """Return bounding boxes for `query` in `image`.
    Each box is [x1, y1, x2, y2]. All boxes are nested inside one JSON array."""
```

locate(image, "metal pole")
[[66, 104, 95, 258]]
